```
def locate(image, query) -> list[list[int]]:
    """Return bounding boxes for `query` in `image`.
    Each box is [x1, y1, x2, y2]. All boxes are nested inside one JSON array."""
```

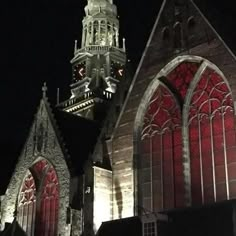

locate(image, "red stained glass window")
[[17, 171, 36, 235], [17, 160, 59, 236], [188, 68, 236, 204], [166, 62, 200, 100], [35, 166, 59, 236], [140, 85, 184, 211], [140, 61, 236, 211]]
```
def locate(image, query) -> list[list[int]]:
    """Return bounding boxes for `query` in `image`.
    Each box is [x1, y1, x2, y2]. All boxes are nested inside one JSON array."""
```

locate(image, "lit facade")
[[2, 0, 236, 236]]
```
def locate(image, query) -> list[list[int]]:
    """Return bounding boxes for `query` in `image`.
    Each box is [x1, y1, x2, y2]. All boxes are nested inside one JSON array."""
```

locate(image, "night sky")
[[0, 0, 235, 190]]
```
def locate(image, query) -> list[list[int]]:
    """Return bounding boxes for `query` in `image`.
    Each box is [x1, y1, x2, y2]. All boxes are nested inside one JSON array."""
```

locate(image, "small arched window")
[[188, 16, 196, 30], [113, 24, 117, 46], [88, 22, 92, 45], [93, 21, 99, 44], [173, 22, 182, 49], [100, 20, 106, 45], [162, 27, 170, 41], [107, 22, 113, 46]]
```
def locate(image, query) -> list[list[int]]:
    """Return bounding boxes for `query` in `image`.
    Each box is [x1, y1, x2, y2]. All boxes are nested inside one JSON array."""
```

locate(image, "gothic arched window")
[[35, 165, 59, 236], [188, 67, 236, 204], [140, 84, 183, 211], [17, 159, 59, 236], [173, 22, 182, 49], [17, 171, 36, 235], [138, 58, 236, 212]]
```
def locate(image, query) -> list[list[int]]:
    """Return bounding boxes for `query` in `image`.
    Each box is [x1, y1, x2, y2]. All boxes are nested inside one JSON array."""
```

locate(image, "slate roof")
[[52, 107, 101, 175], [96, 216, 142, 236]]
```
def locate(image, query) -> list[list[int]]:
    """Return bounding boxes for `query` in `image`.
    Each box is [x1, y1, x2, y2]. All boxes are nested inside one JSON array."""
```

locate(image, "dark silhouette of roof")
[[96, 216, 142, 236], [52, 108, 101, 175], [0, 218, 27, 236], [96, 200, 236, 236], [162, 199, 236, 236]]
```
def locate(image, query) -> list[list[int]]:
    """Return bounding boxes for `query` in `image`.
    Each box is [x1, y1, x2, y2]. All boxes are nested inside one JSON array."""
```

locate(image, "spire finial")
[[42, 82, 47, 98], [74, 40, 78, 54], [122, 38, 126, 52]]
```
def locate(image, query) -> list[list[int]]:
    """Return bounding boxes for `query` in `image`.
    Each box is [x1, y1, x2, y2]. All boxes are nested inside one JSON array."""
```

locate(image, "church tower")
[[59, 0, 126, 121]]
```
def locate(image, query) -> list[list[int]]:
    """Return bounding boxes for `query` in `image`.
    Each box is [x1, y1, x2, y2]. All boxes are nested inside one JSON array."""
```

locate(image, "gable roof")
[[52, 107, 101, 175], [0, 96, 101, 194], [112, 0, 236, 139]]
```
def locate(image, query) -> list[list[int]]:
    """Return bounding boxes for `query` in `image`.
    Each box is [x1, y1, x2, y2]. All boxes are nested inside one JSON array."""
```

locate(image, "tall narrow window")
[[100, 21, 106, 45], [173, 22, 182, 49], [36, 165, 59, 236], [93, 21, 99, 45], [140, 85, 184, 211], [17, 171, 36, 236], [188, 68, 236, 204], [107, 23, 113, 46]]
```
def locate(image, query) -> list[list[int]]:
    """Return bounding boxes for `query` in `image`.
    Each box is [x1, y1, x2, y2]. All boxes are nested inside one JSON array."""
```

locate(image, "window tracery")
[[188, 68, 235, 204], [140, 85, 184, 211], [166, 62, 200, 100], [17, 171, 36, 236], [17, 159, 59, 236], [139, 59, 236, 212], [36, 165, 59, 236]]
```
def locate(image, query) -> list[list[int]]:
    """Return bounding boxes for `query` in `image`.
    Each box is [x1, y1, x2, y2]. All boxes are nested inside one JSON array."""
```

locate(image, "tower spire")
[[59, 0, 126, 121], [42, 82, 48, 99]]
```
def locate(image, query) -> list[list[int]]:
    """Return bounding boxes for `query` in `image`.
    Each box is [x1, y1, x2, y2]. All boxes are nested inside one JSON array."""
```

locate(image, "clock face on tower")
[[73, 61, 86, 82], [111, 62, 124, 80]]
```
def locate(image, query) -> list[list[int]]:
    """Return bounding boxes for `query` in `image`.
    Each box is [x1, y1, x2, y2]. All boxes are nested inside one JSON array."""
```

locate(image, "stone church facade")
[[2, 0, 236, 235]]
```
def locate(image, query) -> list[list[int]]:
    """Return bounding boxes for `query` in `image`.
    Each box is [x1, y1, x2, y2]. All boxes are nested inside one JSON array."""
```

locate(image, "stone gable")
[[1, 98, 70, 236]]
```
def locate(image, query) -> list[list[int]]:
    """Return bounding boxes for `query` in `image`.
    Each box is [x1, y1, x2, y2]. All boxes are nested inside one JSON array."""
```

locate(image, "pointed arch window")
[[17, 159, 59, 236], [17, 171, 36, 235], [36, 165, 59, 236], [138, 58, 236, 212], [173, 22, 182, 49], [140, 84, 184, 211], [188, 68, 236, 204]]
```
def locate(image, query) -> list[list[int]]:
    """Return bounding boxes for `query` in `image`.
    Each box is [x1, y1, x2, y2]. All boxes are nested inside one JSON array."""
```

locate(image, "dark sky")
[[0, 0, 236, 189]]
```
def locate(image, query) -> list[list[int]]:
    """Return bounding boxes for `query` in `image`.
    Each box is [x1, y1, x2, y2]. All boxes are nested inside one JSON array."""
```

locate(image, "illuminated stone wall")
[[111, 0, 236, 218], [93, 166, 112, 231]]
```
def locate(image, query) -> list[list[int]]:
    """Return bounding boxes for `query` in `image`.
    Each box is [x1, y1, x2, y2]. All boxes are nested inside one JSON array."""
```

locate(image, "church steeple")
[[82, 0, 119, 48], [59, 0, 126, 121]]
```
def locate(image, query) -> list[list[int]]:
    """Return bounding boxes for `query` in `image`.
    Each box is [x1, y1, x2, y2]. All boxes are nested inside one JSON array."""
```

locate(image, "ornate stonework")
[[1, 98, 70, 236]]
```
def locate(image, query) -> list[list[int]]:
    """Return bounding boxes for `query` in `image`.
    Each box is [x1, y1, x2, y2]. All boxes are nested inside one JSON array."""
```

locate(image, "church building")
[[1, 0, 236, 235]]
